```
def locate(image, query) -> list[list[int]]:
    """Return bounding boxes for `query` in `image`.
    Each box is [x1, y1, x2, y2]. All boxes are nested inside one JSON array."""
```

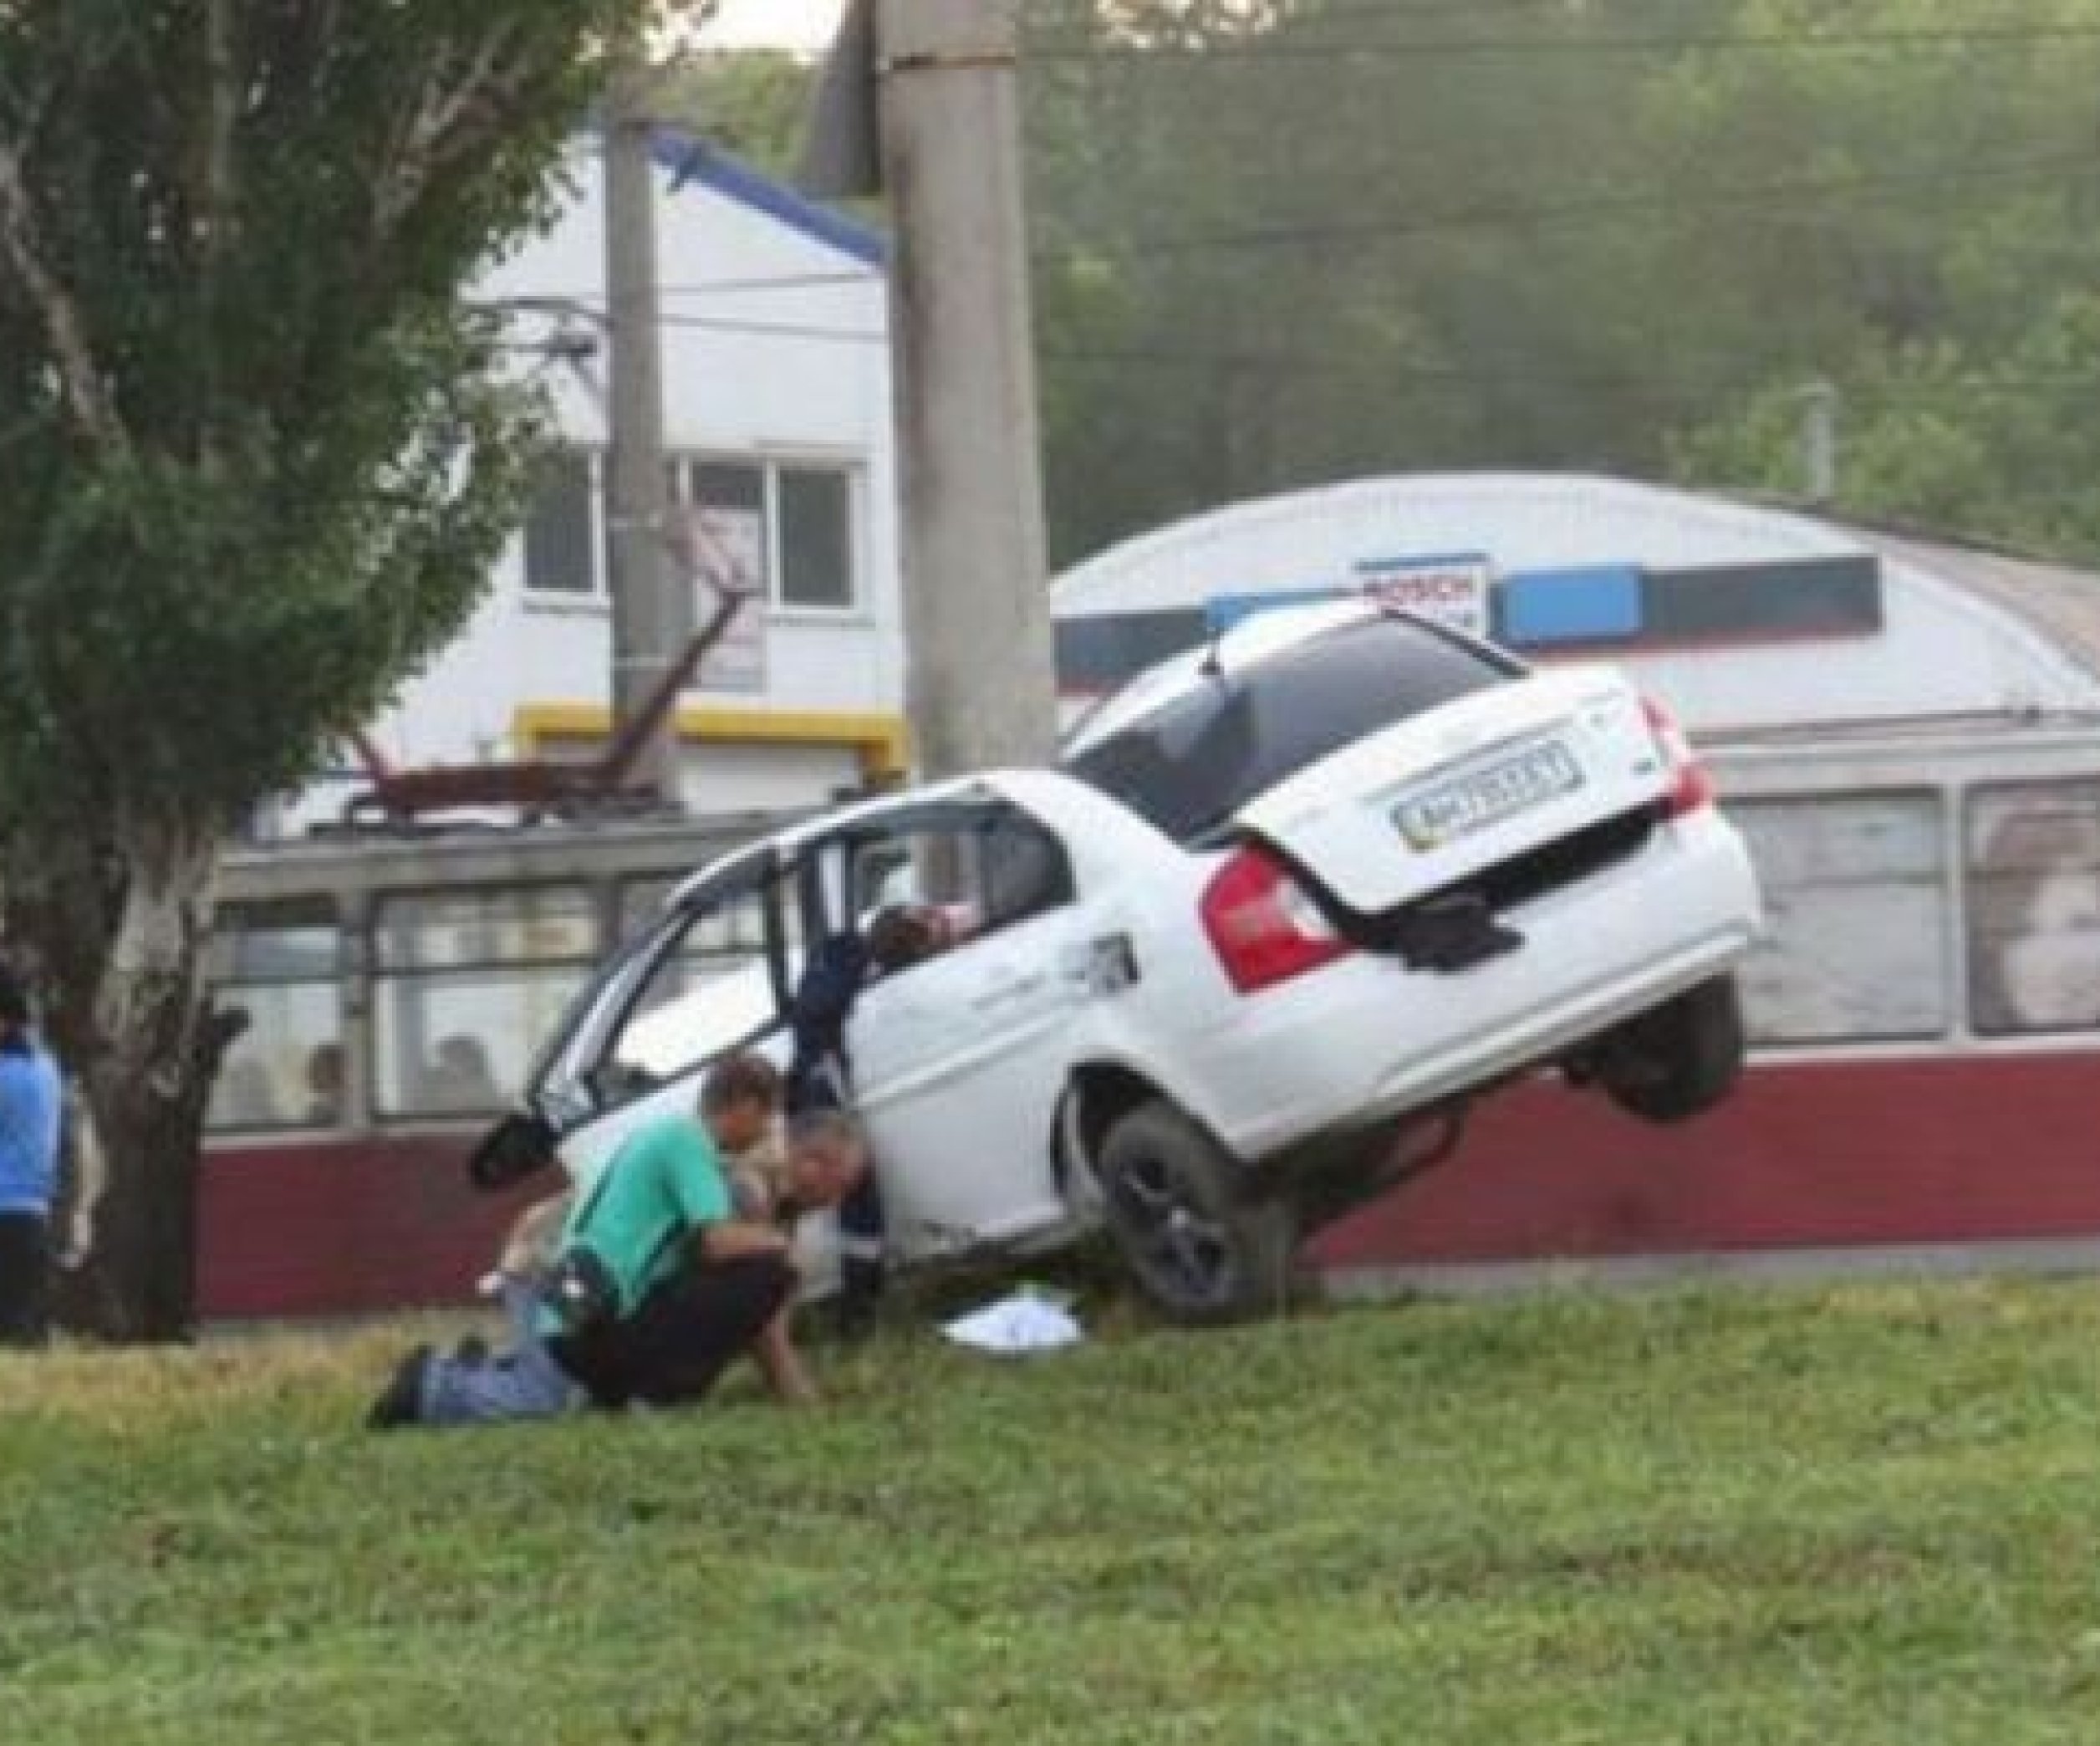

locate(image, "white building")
[[1051, 472, 2100, 733], [290, 134, 905, 831]]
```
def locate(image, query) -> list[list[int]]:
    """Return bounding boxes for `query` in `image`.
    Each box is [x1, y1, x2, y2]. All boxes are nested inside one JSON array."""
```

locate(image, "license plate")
[[1394, 741, 1583, 850]]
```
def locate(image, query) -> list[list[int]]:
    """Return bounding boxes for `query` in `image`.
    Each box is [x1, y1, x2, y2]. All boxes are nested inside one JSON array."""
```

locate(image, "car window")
[[594, 868, 790, 1102], [979, 812, 1073, 929], [1065, 614, 1516, 844], [837, 805, 1075, 980]]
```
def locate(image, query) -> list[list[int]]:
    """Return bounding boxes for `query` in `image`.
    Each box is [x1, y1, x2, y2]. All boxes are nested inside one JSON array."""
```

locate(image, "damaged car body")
[[473, 600, 1764, 1321]]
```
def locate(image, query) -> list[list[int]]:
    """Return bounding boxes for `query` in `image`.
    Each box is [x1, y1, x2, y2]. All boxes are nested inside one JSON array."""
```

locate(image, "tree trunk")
[[4, 816, 227, 1343]]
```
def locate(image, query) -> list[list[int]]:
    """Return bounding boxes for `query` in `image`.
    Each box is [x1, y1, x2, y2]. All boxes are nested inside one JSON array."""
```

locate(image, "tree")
[[1022, 0, 1670, 564], [1644, 0, 2100, 555], [650, 48, 812, 176], [1022, 0, 2100, 568], [0, 0, 707, 1340]]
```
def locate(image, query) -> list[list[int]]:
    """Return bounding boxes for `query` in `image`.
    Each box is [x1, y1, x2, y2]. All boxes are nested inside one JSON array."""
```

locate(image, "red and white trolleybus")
[[191, 709, 2100, 1319], [1317, 710, 2100, 1289]]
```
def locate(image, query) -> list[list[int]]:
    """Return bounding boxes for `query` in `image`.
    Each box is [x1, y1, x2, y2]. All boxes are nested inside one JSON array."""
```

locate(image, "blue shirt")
[[0, 1042, 61, 1215]]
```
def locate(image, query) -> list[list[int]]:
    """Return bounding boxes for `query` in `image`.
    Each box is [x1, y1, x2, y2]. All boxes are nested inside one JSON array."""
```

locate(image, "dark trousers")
[[0, 1212, 51, 1349], [558, 1253, 794, 1410]]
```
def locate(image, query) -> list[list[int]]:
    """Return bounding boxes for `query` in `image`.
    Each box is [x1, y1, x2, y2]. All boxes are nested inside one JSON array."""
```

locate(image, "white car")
[[474, 600, 1763, 1320]]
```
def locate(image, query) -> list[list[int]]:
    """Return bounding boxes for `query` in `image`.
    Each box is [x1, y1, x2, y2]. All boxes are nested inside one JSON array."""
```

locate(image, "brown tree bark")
[[5, 817, 227, 1342]]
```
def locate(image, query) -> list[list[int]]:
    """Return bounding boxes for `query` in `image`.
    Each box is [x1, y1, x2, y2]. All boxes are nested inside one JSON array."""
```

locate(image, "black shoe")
[[451, 1334, 490, 1366], [366, 1344, 433, 1432]]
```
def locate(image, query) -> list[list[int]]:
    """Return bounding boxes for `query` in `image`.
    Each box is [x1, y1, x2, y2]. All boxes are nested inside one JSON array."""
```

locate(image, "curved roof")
[[1049, 472, 2100, 732], [1841, 523, 2100, 685]]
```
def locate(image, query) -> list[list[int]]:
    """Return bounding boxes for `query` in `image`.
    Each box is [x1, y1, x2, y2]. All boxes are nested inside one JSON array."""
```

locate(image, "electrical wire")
[[1048, 148, 2097, 256], [1027, 18, 2100, 61], [655, 269, 881, 295]]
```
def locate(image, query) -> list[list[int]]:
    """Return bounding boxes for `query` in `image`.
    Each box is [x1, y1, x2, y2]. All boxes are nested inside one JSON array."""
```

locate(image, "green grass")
[[7, 1277, 2100, 1743]]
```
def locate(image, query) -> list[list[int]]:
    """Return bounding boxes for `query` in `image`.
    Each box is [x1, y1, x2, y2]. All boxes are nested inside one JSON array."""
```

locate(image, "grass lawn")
[[6, 1276, 2100, 1743]]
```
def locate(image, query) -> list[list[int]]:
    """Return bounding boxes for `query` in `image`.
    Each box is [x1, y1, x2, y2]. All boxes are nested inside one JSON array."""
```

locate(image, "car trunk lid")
[[1234, 665, 1669, 917]]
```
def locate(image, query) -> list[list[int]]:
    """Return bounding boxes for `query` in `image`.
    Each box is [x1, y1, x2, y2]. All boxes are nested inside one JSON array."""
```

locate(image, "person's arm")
[[752, 1309, 819, 1406], [694, 1218, 790, 1262], [664, 1125, 777, 1261]]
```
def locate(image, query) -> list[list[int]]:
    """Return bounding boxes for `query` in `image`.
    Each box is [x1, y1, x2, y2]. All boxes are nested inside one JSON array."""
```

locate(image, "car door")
[[835, 798, 1094, 1260], [528, 849, 798, 1196]]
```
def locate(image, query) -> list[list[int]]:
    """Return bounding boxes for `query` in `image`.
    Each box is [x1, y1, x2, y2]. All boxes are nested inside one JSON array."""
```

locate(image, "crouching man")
[[369, 1052, 868, 1430]]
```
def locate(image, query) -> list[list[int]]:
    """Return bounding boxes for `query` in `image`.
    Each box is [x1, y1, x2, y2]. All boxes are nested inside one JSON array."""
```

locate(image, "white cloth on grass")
[[940, 1290, 1083, 1355]]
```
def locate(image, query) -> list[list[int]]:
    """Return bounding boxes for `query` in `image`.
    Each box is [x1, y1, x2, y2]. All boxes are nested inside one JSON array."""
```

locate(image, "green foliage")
[[0, 1, 668, 835], [0, 1, 723, 1340], [650, 48, 813, 176], [1022, 0, 2100, 566], [10, 1279, 2100, 1740]]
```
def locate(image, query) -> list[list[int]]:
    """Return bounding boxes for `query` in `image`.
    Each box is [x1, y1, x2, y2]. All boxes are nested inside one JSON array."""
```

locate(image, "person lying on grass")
[[368, 1053, 869, 1431]]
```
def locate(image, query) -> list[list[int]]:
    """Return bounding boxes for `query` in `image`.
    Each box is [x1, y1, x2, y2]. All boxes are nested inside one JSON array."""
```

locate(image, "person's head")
[[307, 1042, 344, 1096], [865, 904, 941, 975], [699, 1050, 782, 1153], [780, 1110, 869, 1213], [436, 1034, 494, 1085]]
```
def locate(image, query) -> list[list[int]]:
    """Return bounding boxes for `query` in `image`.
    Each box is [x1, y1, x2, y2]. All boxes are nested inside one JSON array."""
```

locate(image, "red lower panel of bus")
[[196, 1051, 2100, 1319], [1313, 1050, 2100, 1270], [197, 1134, 538, 1321]]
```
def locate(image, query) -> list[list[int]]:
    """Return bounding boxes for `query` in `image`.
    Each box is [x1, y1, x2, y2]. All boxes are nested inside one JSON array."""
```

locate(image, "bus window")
[[1967, 783, 2100, 1035], [372, 885, 599, 1118], [206, 897, 345, 1132], [617, 876, 680, 944], [1730, 793, 1950, 1044]]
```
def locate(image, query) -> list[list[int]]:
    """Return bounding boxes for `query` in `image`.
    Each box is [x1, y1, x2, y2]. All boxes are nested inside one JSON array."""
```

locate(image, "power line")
[[655, 270, 881, 296], [1042, 343, 2100, 415], [655, 312, 886, 343], [526, 311, 885, 346], [1027, 19, 2100, 61], [1025, 0, 1784, 30], [1058, 149, 2096, 257]]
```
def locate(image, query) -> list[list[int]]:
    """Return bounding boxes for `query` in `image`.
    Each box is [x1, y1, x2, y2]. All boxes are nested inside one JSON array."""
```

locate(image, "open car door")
[[471, 846, 799, 1195], [810, 794, 1094, 1263]]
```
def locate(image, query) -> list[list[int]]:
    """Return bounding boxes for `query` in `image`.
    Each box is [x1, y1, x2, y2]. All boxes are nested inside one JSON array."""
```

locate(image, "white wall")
[[292, 140, 902, 830]]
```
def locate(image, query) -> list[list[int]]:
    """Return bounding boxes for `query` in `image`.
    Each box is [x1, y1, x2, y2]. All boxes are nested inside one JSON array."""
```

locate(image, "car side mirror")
[[466, 1109, 562, 1193]]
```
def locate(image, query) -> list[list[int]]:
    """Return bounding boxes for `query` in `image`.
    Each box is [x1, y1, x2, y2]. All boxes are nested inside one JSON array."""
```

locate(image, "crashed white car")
[[475, 600, 1763, 1320]]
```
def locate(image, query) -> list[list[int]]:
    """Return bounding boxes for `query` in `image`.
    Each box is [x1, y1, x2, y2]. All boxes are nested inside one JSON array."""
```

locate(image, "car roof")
[[663, 766, 1079, 911], [1061, 596, 1387, 757]]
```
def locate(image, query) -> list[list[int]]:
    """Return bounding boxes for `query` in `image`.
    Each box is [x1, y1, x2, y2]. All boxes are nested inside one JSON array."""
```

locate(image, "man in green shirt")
[[370, 1053, 868, 1429]]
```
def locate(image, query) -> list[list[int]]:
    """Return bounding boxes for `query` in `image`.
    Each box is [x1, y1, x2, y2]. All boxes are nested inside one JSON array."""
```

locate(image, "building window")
[[1729, 793, 1950, 1044], [522, 447, 600, 595], [671, 454, 860, 614], [685, 460, 772, 599], [778, 467, 854, 610], [1967, 783, 2100, 1035]]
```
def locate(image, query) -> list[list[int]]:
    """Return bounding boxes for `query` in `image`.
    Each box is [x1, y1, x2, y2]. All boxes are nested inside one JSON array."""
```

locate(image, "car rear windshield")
[[1066, 615, 1518, 844]]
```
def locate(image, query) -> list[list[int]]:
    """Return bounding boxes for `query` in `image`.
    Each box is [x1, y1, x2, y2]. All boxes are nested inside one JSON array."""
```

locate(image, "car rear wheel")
[[1096, 1099, 1298, 1324], [1597, 973, 1746, 1123]]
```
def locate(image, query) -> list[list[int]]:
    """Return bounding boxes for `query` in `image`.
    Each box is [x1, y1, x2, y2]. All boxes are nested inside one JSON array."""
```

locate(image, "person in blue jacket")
[[0, 966, 62, 1347]]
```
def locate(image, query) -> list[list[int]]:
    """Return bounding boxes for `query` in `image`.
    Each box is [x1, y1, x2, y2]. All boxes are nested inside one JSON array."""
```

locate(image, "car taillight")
[[1641, 695, 1715, 817], [1200, 844, 1353, 994]]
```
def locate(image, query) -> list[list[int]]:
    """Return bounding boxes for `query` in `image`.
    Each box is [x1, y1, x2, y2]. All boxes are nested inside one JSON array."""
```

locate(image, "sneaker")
[[365, 1344, 433, 1432]]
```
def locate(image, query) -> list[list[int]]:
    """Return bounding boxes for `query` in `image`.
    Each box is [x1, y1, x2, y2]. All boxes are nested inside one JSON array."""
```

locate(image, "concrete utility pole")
[[602, 41, 686, 805], [874, 0, 1059, 779]]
